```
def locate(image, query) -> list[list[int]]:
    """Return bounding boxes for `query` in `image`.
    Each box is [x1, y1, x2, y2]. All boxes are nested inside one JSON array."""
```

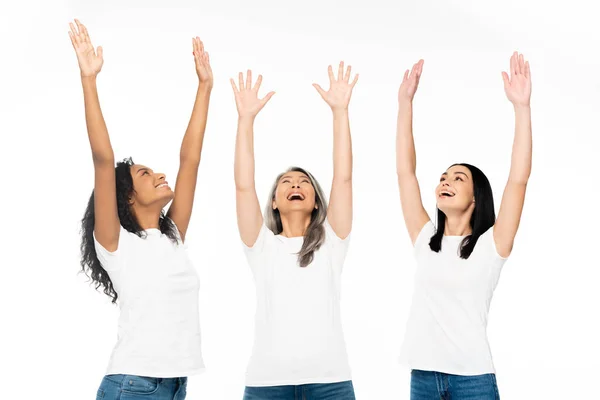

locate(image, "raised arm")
[[166, 37, 213, 241], [313, 62, 358, 239], [397, 60, 430, 245], [230, 71, 275, 246], [494, 52, 532, 258], [69, 20, 120, 251]]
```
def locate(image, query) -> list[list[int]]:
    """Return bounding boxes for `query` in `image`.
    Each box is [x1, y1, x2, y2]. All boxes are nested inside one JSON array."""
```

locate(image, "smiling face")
[[435, 164, 475, 214], [272, 171, 317, 215], [129, 164, 174, 209]]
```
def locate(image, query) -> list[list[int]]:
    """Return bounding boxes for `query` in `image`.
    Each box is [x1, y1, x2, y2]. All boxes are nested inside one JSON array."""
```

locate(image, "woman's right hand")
[[69, 19, 104, 78], [398, 59, 424, 104], [230, 70, 275, 119]]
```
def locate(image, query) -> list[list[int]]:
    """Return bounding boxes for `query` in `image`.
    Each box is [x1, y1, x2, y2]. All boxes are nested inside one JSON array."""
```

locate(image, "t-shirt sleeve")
[[414, 220, 436, 251], [93, 226, 129, 271], [324, 219, 351, 274], [242, 224, 275, 270]]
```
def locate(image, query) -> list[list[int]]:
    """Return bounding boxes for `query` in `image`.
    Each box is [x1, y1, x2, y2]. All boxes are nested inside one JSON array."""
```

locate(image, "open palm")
[[502, 52, 531, 107], [230, 70, 275, 119], [313, 61, 359, 111], [398, 59, 424, 103], [68, 19, 103, 77], [192, 37, 213, 86]]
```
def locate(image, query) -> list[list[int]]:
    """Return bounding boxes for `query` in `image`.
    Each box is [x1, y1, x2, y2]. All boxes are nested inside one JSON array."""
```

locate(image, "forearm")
[[234, 117, 257, 191], [82, 77, 114, 164], [508, 105, 532, 184], [396, 101, 417, 176], [180, 83, 212, 164], [332, 109, 352, 182]]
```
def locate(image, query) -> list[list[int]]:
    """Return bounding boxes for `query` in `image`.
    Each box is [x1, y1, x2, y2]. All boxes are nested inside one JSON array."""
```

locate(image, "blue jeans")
[[411, 370, 499, 400], [97, 374, 187, 400], [243, 380, 355, 400]]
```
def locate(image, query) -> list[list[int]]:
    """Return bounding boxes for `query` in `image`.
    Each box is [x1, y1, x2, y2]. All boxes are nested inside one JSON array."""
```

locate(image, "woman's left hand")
[[313, 61, 359, 111], [193, 37, 213, 87], [502, 52, 531, 107]]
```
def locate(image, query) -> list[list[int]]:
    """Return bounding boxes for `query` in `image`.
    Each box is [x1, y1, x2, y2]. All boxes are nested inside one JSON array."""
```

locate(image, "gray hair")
[[265, 166, 328, 268]]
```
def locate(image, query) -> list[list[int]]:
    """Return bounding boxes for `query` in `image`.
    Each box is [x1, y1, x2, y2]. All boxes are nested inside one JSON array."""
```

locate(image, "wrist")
[[398, 99, 413, 110], [238, 115, 256, 124], [332, 107, 349, 116], [513, 103, 531, 113], [81, 75, 97, 82], [198, 80, 213, 92]]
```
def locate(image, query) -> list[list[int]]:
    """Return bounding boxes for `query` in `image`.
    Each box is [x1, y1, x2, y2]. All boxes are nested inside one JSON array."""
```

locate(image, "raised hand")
[[230, 70, 275, 119], [192, 37, 213, 86], [68, 19, 103, 77], [398, 59, 424, 104], [502, 52, 531, 107], [313, 61, 359, 111]]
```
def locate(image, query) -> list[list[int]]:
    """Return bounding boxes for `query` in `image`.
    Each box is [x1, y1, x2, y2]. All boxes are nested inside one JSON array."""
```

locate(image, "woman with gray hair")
[[230, 62, 358, 400]]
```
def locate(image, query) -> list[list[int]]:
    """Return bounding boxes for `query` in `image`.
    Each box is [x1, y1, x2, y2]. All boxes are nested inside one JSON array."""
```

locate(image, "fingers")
[[261, 91, 276, 105], [246, 70, 252, 90], [417, 59, 424, 77], [97, 46, 103, 59], [350, 73, 359, 87], [230, 78, 239, 94], [525, 60, 531, 80], [69, 22, 80, 45], [313, 83, 327, 100], [254, 74, 263, 92], [518, 53, 524, 75], [327, 65, 335, 83], [501, 71, 510, 87], [338, 61, 344, 81], [344, 65, 351, 82], [510, 52, 517, 77], [238, 72, 244, 91], [403, 69, 409, 82]]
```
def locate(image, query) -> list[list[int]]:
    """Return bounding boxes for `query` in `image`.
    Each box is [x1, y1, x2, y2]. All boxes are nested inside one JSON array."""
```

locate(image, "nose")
[[292, 184, 299, 188], [156, 173, 166, 181]]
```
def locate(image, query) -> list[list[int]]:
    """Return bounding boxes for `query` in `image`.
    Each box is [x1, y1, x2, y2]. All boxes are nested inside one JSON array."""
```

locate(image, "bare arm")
[[70, 20, 120, 251], [313, 62, 358, 239], [396, 60, 430, 244], [494, 52, 533, 258], [167, 38, 213, 241], [231, 71, 275, 246]]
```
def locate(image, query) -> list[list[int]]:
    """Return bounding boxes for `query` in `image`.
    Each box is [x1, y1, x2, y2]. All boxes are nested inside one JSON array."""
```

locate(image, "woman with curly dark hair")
[[70, 19, 212, 400]]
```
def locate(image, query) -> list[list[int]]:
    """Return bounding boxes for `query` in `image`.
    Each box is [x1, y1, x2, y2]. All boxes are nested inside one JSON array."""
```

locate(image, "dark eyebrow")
[[136, 167, 150, 175], [442, 171, 469, 178]]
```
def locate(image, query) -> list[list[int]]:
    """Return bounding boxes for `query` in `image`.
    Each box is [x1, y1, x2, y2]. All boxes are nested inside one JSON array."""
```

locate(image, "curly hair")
[[80, 157, 178, 303]]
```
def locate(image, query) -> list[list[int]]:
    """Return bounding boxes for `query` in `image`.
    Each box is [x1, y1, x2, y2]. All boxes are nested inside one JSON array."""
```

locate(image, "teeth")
[[157, 184, 167, 188]]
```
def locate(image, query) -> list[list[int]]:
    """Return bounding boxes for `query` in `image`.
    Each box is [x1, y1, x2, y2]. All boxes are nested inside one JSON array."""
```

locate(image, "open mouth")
[[439, 190, 455, 198], [287, 193, 305, 201], [156, 183, 169, 189]]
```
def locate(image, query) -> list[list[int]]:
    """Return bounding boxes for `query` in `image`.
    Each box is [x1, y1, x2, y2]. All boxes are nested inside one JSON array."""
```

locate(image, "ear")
[[272, 200, 277, 210], [128, 195, 135, 205], [315, 203, 318, 209]]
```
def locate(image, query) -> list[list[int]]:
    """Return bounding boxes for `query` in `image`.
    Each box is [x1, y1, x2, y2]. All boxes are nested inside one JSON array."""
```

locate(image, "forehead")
[[132, 164, 152, 174], [279, 171, 309, 180], [443, 165, 471, 177]]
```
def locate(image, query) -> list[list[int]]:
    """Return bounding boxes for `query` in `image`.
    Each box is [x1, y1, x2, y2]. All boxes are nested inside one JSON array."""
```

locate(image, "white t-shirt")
[[399, 221, 507, 376], [94, 223, 205, 378], [243, 221, 352, 386]]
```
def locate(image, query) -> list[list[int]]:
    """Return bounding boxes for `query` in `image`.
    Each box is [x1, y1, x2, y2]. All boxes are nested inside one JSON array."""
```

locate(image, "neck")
[[443, 212, 473, 236], [132, 205, 163, 231], [279, 212, 311, 238]]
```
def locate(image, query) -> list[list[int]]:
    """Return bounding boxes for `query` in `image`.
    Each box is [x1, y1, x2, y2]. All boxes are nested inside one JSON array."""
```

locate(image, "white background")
[[1, 0, 599, 398]]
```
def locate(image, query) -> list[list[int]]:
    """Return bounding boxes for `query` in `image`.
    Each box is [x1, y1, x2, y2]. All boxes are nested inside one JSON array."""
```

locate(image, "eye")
[[455, 177, 463, 181], [142, 171, 149, 176], [282, 179, 290, 184], [301, 179, 309, 184], [440, 177, 445, 182]]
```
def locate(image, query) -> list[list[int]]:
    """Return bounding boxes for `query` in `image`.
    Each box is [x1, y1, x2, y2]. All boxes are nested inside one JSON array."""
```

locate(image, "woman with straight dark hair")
[[71, 19, 212, 399], [396, 53, 532, 399], [230, 63, 358, 400]]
